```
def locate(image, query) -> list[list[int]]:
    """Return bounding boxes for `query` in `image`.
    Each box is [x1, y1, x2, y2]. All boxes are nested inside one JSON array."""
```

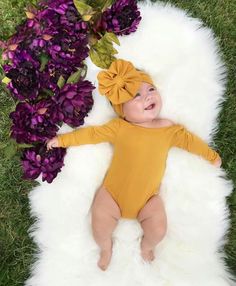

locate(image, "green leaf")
[[82, 14, 93, 21], [88, 32, 118, 68], [16, 143, 34, 149], [88, 33, 99, 46], [101, 0, 115, 12], [66, 69, 82, 84], [42, 88, 54, 97], [73, 0, 93, 15], [39, 53, 49, 72], [89, 48, 116, 69], [89, 48, 103, 68], [57, 75, 66, 89], [2, 76, 11, 84], [80, 64, 88, 79], [87, 0, 115, 11], [104, 32, 120, 46]]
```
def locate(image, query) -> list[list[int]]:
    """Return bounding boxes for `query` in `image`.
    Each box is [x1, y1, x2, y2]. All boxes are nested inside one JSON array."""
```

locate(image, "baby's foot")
[[140, 237, 155, 262], [141, 249, 155, 262], [97, 249, 112, 271]]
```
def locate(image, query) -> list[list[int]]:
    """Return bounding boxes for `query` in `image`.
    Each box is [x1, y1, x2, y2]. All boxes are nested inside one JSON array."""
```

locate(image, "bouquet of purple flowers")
[[0, 0, 141, 183]]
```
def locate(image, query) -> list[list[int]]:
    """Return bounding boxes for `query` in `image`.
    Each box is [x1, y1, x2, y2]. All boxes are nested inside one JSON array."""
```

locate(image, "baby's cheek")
[[123, 103, 132, 115], [123, 102, 143, 120], [131, 107, 138, 114]]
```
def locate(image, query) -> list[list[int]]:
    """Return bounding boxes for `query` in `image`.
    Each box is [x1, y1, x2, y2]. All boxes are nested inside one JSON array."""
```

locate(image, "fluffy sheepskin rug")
[[25, 1, 235, 285]]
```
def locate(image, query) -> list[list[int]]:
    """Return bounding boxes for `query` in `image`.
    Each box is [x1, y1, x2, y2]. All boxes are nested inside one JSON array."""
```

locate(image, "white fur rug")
[[25, 1, 235, 285]]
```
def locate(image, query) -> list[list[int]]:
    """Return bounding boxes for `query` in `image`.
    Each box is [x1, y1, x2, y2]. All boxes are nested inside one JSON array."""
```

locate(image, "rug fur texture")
[[25, 1, 235, 285]]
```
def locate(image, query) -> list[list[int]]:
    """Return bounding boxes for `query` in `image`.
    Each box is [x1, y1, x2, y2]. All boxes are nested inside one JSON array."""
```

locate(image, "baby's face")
[[122, 82, 162, 123]]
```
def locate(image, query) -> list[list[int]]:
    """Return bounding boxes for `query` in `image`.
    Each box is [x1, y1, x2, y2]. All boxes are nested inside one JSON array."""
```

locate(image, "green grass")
[[0, 0, 235, 285]]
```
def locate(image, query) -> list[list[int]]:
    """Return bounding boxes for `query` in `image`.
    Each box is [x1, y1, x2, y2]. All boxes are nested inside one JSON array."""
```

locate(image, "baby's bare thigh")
[[91, 186, 121, 220], [137, 194, 167, 223]]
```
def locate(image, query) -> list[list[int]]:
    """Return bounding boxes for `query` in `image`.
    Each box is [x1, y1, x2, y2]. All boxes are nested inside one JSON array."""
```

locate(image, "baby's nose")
[[145, 93, 153, 101]]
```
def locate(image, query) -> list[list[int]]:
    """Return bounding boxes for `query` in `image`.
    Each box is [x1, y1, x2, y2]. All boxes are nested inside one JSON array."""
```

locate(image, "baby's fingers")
[[45, 137, 59, 151], [213, 157, 222, 167], [46, 141, 53, 151]]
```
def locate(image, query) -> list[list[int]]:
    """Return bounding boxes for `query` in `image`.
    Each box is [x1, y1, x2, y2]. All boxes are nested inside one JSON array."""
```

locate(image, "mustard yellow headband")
[[97, 58, 154, 118]]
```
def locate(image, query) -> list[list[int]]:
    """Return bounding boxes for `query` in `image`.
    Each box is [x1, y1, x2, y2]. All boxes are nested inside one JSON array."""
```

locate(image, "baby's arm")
[[46, 117, 120, 150], [170, 124, 222, 166]]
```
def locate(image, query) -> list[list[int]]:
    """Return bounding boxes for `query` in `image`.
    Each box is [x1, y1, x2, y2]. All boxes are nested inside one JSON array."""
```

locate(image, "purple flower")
[[3, 59, 41, 101], [39, 0, 73, 10], [30, 3, 89, 84], [2, 0, 89, 65], [44, 0, 86, 30], [37, 0, 88, 34], [21, 144, 66, 183], [1, 18, 38, 61], [1, 0, 143, 185], [43, 60, 79, 86], [47, 28, 89, 72], [9, 100, 59, 144], [51, 80, 95, 127], [95, 0, 142, 36], [38, 69, 59, 93]]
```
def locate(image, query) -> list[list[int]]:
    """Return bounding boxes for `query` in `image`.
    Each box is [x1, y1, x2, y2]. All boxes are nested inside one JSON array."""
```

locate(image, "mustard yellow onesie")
[[57, 118, 220, 219]]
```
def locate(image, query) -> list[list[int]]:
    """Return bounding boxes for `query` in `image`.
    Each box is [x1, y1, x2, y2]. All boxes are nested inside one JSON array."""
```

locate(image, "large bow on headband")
[[97, 58, 154, 117]]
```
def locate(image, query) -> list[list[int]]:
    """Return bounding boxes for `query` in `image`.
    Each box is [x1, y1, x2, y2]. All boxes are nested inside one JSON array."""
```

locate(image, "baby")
[[46, 59, 222, 271]]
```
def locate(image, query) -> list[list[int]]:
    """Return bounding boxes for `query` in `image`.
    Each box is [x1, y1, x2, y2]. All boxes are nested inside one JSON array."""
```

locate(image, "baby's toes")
[[150, 250, 155, 261], [97, 250, 112, 271], [141, 249, 155, 262]]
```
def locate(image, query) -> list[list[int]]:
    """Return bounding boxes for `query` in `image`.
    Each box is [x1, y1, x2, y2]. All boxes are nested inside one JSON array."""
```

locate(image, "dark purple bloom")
[[3, 52, 41, 101], [36, 7, 67, 34], [51, 80, 95, 127], [2, 0, 89, 65], [38, 70, 59, 93], [1, 18, 38, 61], [1, 0, 143, 185], [9, 100, 59, 144], [45, 0, 86, 30], [21, 144, 66, 183], [8, 48, 40, 68], [46, 27, 89, 71], [95, 0, 141, 36], [1, 6, 51, 61], [29, 3, 89, 83], [43, 60, 79, 86], [2, 52, 59, 101], [37, 0, 88, 34], [39, 0, 73, 9]]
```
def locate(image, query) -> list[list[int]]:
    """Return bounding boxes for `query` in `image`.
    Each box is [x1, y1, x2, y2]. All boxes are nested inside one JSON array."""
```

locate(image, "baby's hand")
[[46, 137, 59, 151], [212, 157, 222, 167]]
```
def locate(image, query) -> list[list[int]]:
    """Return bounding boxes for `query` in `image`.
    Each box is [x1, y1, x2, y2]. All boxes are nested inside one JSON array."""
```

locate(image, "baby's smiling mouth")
[[144, 103, 156, 110]]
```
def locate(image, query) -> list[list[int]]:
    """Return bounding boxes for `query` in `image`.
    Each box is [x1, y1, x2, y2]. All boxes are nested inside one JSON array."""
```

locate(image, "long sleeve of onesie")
[[170, 124, 221, 164], [57, 117, 120, 148]]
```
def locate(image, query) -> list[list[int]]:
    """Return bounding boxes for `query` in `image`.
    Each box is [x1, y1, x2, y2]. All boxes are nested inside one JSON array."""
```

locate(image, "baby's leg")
[[137, 194, 167, 262], [91, 186, 121, 271]]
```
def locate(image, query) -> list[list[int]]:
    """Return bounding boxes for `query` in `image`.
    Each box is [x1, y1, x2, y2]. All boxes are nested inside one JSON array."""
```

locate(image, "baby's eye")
[[150, 87, 155, 91], [135, 93, 141, 98]]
